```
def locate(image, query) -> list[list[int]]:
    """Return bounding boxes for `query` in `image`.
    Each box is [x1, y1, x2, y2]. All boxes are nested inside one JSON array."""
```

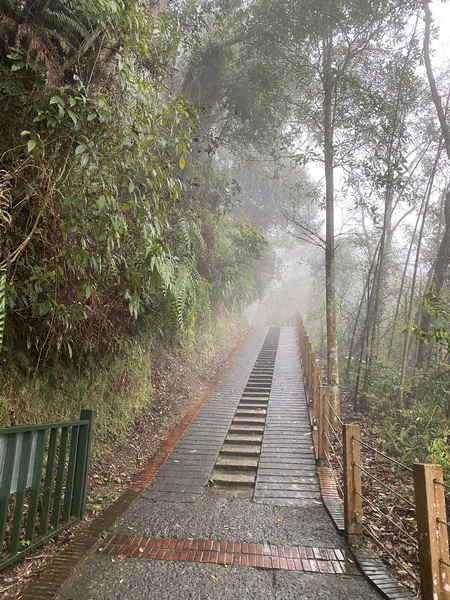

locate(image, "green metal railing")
[[0, 409, 94, 571]]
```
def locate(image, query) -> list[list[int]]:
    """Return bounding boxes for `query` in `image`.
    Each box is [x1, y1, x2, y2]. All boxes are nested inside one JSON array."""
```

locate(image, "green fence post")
[[72, 410, 94, 519]]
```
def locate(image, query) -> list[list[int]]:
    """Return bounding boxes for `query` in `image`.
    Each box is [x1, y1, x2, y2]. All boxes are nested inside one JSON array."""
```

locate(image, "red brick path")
[[100, 535, 358, 575]]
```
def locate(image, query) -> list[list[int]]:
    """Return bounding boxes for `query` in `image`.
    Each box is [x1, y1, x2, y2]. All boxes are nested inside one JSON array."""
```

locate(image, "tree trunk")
[[416, 191, 450, 369], [323, 33, 340, 420], [398, 154, 438, 406], [415, 2, 450, 370]]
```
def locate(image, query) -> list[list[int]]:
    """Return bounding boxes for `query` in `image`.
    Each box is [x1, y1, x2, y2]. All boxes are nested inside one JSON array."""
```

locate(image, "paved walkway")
[[54, 328, 384, 599]]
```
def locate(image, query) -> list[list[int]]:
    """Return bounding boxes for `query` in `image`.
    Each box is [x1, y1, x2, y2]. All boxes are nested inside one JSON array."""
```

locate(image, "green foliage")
[[0, 1, 266, 370], [412, 289, 450, 355], [0, 312, 244, 454], [208, 216, 267, 309], [375, 406, 441, 465], [368, 365, 450, 476]]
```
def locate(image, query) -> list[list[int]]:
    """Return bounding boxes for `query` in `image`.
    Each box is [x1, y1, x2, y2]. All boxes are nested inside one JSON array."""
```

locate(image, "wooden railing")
[[295, 314, 450, 600], [0, 410, 94, 571]]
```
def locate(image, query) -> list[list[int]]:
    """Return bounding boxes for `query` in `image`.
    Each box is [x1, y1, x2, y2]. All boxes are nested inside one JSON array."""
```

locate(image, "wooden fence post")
[[413, 463, 450, 600], [308, 352, 316, 404], [312, 366, 322, 426], [318, 385, 330, 461], [343, 424, 363, 545], [304, 339, 311, 390]]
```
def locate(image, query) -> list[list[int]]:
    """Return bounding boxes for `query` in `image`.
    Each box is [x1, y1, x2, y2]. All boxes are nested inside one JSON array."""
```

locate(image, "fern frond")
[[43, 9, 91, 39], [178, 218, 206, 260]]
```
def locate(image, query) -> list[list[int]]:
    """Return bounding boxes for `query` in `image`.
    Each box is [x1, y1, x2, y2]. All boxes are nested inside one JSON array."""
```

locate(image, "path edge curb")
[[19, 327, 255, 600]]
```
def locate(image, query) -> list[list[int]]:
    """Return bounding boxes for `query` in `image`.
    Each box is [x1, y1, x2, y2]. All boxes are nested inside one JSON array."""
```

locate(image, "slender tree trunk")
[[423, 3, 450, 161], [398, 153, 438, 406], [388, 140, 443, 362], [415, 2, 450, 370], [323, 33, 340, 419], [353, 271, 374, 410], [416, 191, 450, 369], [347, 238, 379, 378], [362, 201, 391, 395]]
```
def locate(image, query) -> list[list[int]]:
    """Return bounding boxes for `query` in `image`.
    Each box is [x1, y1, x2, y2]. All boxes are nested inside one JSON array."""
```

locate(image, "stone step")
[[225, 433, 263, 444], [220, 444, 261, 456], [250, 370, 274, 374], [235, 415, 266, 421], [236, 408, 266, 415], [232, 417, 266, 425], [210, 471, 256, 487], [238, 403, 268, 410], [215, 456, 259, 470], [229, 424, 264, 433], [245, 383, 272, 388]]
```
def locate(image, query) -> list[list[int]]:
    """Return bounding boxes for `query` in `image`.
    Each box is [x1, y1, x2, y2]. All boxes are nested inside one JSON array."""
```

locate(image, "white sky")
[[430, 1, 450, 67]]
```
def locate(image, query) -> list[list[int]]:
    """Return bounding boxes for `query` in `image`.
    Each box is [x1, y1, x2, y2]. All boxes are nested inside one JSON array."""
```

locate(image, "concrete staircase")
[[210, 328, 280, 491]]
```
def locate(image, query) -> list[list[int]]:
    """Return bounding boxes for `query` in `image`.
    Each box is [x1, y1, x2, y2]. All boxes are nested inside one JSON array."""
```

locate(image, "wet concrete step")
[[210, 471, 256, 486], [235, 408, 266, 415], [225, 433, 263, 444], [232, 417, 266, 425], [215, 456, 259, 470], [229, 424, 264, 433], [239, 403, 268, 410], [240, 397, 269, 403], [220, 444, 261, 456]]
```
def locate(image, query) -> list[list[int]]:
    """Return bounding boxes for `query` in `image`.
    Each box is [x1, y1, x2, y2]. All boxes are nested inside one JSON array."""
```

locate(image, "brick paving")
[[100, 534, 358, 575], [317, 466, 345, 533]]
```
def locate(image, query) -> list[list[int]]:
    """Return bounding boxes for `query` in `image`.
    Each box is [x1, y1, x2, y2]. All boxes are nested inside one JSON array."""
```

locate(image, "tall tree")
[[415, 1, 450, 370]]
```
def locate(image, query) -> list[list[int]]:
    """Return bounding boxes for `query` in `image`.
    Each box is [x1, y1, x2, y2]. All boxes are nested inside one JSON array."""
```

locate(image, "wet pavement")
[[43, 327, 385, 600]]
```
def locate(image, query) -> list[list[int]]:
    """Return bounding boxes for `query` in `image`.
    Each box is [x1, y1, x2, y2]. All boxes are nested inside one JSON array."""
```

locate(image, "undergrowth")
[[0, 313, 245, 455], [361, 363, 450, 478]]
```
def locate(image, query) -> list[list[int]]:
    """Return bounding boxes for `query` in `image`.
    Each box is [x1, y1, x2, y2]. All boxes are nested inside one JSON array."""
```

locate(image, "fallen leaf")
[[277, 517, 285, 523], [118, 554, 126, 560], [139, 547, 144, 553]]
